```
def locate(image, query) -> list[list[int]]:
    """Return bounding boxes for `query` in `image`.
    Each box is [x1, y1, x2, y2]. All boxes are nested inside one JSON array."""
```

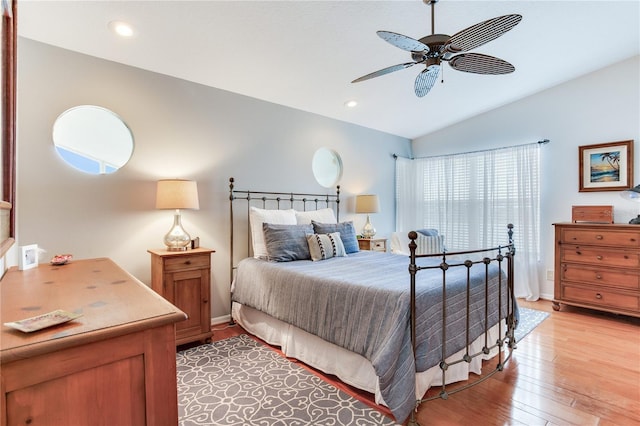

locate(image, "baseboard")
[[212, 314, 231, 326]]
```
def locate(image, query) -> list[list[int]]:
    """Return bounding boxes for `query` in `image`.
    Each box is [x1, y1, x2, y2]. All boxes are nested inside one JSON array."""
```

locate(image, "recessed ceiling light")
[[108, 21, 135, 38], [344, 100, 358, 108]]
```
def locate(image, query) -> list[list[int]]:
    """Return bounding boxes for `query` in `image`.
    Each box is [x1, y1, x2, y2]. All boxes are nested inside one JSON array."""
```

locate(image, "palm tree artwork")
[[590, 151, 621, 183]]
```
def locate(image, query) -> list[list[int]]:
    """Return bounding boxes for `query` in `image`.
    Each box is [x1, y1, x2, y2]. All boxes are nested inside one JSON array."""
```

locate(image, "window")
[[396, 142, 542, 299]]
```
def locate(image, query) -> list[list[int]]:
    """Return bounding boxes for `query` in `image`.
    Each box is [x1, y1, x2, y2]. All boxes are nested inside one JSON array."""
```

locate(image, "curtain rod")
[[393, 139, 550, 160]]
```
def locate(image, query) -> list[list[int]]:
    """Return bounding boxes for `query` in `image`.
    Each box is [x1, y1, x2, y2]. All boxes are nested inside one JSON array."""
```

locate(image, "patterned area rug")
[[515, 306, 549, 342], [176, 334, 396, 425]]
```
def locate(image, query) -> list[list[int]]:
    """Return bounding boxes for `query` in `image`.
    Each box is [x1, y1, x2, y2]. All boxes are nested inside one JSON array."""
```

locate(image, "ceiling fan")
[[352, 0, 522, 97]]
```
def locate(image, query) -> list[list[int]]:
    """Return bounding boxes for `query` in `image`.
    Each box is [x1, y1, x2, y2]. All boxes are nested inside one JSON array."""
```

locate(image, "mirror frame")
[[312, 147, 343, 188], [1, 0, 16, 257], [53, 105, 135, 175]]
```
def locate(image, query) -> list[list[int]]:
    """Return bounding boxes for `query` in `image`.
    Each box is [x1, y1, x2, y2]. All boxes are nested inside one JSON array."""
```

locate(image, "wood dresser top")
[[1, 257, 186, 363], [553, 222, 640, 229]]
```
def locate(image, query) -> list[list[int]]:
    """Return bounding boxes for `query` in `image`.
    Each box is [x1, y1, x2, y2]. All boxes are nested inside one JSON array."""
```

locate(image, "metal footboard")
[[407, 224, 516, 426]]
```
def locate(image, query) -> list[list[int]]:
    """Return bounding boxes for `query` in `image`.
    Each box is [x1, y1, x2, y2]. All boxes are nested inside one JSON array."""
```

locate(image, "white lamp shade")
[[355, 194, 380, 214], [156, 179, 199, 210], [621, 184, 640, 201]]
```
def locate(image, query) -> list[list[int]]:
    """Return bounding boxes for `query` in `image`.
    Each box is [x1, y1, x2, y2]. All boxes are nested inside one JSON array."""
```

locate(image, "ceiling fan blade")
[[448, 53, 515, 75], [446, 14, 522, 53], [352, 62, 417, 83], [377, 31, 429, 53], [414, 65, 440, 97]]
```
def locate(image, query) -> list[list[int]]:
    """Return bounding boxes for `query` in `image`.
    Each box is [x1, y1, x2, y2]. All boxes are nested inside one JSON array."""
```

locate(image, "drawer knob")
[[185, 260, 192, 265], [595, 235, 603, 240], [595, 293, 603, 299], [596, 275, 602, 280], [596, 255, 603, 260]]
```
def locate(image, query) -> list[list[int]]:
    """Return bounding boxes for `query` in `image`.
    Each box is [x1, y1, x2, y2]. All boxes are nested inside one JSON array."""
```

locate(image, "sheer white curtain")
[[395, 143, 542, 300]]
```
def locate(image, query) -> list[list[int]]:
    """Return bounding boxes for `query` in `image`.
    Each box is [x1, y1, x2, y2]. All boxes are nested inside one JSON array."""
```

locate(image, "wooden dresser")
[[148, 247, 214, 345], [0, 258, 187, 426], [553, 223, 640, 317]]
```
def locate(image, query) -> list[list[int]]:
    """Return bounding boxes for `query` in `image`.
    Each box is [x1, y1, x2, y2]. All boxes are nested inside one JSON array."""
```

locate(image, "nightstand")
[[148, 247, 214, 345], [358, 238, 387, 252]]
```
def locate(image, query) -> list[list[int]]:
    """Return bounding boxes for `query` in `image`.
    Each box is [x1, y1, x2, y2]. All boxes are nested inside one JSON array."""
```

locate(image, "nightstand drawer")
[[372, 240, 385, 251], [358, 238, 387, 252], [163, 253, 210, 272]]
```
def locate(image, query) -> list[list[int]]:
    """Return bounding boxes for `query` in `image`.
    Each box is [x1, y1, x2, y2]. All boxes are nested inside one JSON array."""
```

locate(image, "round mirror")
[[52, 105, 134, 174], [312, 147, 343, 188]]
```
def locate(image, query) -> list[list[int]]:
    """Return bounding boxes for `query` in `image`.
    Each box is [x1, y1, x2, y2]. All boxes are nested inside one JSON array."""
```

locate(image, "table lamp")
[[156, 179, 199, 250], [355, 194, 380, 238], [621, 184, 640, 224]]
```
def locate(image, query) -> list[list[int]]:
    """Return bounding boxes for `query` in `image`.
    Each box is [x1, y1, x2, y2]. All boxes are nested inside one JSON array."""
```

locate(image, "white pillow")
[[295, 208, 337, 225], [390, 232, 411, 255], [249, 207, 296, 259]]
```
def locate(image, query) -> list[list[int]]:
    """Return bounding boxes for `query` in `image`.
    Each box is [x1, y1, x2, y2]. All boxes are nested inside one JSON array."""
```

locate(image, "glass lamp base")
[[362, 215, 376, 238], [164, 211, 191, 251]]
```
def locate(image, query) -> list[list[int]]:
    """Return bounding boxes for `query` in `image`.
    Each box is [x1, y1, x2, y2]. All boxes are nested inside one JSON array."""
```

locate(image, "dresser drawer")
[[163, 253, 210, 272], [561, 229, 640, 247], [561, 264, 640, 290], [560, 245, 639, 268], [562, 284, 639, 311]]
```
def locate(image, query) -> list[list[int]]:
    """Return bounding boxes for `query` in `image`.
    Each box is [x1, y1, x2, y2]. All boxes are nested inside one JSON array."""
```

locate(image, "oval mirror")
[[312, 147, 343, 188], [52, 105, 134, 174]]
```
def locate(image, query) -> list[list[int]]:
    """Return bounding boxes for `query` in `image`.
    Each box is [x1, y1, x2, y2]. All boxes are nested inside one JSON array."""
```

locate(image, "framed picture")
[[579, 140, 634, 192], [19, 244, 38, 270]]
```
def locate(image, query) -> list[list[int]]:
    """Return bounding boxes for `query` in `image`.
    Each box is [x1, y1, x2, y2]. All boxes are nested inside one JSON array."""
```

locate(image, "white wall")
[[412, 55, 640, 299], [16, 38, 411, 320]]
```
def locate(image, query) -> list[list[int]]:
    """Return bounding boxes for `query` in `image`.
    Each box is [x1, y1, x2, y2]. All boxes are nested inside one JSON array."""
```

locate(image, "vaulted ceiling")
[[18, 1, 640, 139]]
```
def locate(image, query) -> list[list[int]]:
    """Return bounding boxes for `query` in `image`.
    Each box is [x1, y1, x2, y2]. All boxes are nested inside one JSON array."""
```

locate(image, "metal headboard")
[[228, 177, 340, 320]]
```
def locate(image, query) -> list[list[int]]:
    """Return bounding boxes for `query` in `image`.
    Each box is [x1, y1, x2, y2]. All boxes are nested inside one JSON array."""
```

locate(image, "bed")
[[228, 178, 517, 425]]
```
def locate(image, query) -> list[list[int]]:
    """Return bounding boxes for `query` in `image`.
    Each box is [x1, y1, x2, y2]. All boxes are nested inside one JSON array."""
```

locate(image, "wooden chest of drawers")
[[553, 223, 640, 317]]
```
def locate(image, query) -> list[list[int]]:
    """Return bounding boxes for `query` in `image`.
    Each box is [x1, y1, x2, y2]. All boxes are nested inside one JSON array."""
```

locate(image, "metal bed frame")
[[406, 227, 516, 425], [228, 177, 517, 425], [228, 177, 340, 319]]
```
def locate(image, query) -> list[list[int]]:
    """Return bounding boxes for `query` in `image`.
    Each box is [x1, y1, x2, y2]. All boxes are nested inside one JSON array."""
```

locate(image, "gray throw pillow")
[[311, 221, 359, 254], [263, 223, 313, 262]]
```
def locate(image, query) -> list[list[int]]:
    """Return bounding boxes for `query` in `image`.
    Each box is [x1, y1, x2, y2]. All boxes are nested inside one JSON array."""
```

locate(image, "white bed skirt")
[[232, 302, 505, 407]]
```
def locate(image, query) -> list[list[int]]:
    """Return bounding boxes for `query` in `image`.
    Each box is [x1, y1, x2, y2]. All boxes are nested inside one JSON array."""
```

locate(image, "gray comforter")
[[232, 250, 511, 423]]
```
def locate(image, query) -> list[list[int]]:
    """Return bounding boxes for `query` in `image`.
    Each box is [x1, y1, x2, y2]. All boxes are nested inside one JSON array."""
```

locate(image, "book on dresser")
[[553, 223, 640, 318]]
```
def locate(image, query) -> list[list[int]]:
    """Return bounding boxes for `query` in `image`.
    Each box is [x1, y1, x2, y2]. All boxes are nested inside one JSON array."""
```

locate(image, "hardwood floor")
[[211, 300, 640, 425]]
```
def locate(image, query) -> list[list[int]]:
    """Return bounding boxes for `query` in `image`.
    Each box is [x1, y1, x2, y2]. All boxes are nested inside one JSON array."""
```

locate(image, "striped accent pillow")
[[416, 234, 445, 254], [306, 232, 347, 261]]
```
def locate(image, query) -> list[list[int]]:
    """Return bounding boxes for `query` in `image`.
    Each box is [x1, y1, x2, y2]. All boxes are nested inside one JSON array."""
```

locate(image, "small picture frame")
[[19, 244, 38, 270], [579, 140, 634, 192]]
